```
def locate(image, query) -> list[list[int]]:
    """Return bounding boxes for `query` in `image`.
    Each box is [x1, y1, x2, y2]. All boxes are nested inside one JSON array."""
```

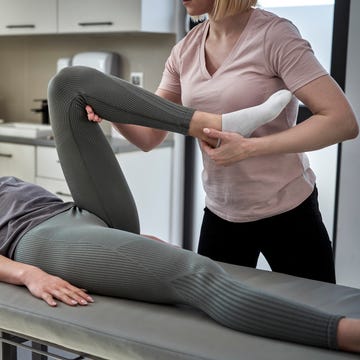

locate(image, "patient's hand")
[[85, 105, 102, 123], [22, 266, 94, 307]]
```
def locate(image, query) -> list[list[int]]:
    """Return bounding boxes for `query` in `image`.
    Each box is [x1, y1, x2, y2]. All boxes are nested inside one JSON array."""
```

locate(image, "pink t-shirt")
[[159, 8, 328, 222]]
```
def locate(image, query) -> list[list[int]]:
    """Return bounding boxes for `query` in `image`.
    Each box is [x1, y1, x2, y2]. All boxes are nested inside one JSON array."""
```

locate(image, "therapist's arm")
[[202, 75, 358, 166], [87, 88, 182, 152], [0, 255, 93, 307]]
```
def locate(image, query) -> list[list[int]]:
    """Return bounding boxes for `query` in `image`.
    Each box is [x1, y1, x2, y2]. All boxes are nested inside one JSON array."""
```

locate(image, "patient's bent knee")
[[48, 66, 101, 104]]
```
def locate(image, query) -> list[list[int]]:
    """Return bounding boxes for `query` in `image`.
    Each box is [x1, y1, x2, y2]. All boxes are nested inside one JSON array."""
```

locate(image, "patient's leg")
[[44, 69, 343, 351], [15, 210, 341, 351], [47, 66, 291, 231], [48, 66, 198, 232], [50, 66, 291, 140], [48, 66, 195, 136]]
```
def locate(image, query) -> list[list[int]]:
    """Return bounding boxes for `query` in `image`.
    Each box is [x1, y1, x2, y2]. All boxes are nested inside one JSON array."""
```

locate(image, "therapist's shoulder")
[[171, 20, 208, 56], [252, 7, 301, 38]]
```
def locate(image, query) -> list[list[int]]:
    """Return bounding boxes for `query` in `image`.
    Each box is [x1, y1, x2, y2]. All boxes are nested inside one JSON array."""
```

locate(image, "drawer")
[[36, 146, 65, 180], [0, 142, 35, 182], [35, 177, 73, 202]]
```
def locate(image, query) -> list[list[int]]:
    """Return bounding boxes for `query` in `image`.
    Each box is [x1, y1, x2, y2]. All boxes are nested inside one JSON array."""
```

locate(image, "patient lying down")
[[0, 66, 359, 354], [0, 176, 359, 354]]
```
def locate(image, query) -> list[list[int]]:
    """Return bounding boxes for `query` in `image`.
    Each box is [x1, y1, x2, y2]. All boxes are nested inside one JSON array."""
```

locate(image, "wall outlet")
[[130, 72, 144, 87]]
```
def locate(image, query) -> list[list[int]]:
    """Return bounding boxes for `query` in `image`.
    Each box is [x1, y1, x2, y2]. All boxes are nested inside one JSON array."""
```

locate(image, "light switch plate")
[[130, 72, 144, 87]]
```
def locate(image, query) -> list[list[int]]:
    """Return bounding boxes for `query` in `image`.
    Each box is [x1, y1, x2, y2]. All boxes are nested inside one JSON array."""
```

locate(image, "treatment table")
[[1, 262, 359, 360]]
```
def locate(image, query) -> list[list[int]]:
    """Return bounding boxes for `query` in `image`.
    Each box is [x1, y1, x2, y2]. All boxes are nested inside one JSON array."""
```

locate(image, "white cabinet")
[[116, 147, 173, 242], [0, 0, 176, 36], [0, 0, 57, 35], [0, 142, 35, 182], [0, 141, 175, 242], [35, 146, 73, 202], [58, 0, 176, 34], [36, 146, 64, 180], [36, 177, 73, 202]]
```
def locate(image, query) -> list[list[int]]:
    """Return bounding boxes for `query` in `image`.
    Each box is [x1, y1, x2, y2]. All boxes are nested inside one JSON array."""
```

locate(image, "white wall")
[[263, 4, 334, 72]]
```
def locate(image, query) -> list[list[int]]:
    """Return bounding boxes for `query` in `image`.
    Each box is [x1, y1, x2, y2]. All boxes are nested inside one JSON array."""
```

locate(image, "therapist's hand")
[[200, 128, 253, 166], [22, 266, 94, 307], [85, 105, 102, 123]]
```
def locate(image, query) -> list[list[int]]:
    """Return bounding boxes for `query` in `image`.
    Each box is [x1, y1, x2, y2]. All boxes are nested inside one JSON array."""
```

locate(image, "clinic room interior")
[[0, 1, 360, 360]]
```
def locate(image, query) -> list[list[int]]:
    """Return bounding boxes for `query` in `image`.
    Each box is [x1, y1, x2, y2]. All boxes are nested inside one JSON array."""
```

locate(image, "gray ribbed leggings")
[[14, 66, 341, 350]]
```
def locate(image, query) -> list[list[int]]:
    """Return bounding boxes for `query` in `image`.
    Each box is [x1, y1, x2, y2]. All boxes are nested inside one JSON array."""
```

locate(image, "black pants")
[[198, 187, 336, 283]]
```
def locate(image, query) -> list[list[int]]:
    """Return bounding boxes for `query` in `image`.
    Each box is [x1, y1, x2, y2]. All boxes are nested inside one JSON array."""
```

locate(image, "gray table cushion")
[[1, 263, 359, 360]]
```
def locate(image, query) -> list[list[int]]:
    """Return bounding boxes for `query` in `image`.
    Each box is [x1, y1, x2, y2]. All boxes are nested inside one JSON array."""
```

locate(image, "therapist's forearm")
[[248, 113, 358, 158], [249, 74, 358, 158], [111, 123, 168, 152]]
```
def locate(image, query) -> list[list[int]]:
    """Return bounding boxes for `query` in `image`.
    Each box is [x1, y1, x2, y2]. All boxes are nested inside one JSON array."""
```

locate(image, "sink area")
[[0, 122, 53, 138]]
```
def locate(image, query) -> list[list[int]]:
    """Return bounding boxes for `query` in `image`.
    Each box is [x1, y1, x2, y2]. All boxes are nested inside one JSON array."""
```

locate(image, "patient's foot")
[[337, 318, 360, 353], [222, 89, 292, 137]]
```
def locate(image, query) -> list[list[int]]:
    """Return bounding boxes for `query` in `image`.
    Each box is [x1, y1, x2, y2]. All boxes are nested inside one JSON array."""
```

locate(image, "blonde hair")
[[192, 0, 257, 22]]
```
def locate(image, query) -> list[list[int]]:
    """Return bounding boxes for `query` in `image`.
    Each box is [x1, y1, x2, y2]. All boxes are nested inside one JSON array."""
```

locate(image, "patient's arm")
[[0, 255, 93, 307]]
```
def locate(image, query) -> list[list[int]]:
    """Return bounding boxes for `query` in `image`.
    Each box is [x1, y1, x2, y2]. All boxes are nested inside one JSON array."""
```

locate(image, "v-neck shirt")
[[201, 13, 252, 78], [159, 8, 328, 223]]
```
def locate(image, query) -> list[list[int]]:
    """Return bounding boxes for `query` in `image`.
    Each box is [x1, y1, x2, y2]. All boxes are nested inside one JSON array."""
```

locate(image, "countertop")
[[0, 134, 174, 154]]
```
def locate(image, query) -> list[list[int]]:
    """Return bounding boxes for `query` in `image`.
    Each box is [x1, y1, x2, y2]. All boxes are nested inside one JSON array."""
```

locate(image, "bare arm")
[[0, 255, 93, 307], [254, 75, 358, 155], [202, 75, 359, 165], [88, 88, 183, 152]]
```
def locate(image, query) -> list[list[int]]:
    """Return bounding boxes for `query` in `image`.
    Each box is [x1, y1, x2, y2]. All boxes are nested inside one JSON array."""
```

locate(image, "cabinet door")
[[0, 0, 57, 35], [36, 146, 64, 180], [0, 143, 35, 182], [36, 146, 73, 201], [116, 147, 173, 241], [35, 177, 73, 202], [58, 0, 175, 34], [58, 0, 141, 33]]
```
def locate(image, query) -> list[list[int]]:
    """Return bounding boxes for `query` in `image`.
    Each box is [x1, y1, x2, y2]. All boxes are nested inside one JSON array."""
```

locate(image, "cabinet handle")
[[0, 153, 13, 158], [6, 24, 36, 29], [78, 21, 113, 27], [55, 191, 72, 198]]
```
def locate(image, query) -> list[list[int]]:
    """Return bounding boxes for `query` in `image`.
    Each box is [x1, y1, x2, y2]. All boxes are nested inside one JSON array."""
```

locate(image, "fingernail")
[[71, 300, 78, 305], [80, 299, 88, 305], [203, 128, 210, 134]]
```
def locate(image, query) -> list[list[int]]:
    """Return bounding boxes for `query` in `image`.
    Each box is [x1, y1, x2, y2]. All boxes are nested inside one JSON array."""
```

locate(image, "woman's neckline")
[[200, 9, 256, 78]]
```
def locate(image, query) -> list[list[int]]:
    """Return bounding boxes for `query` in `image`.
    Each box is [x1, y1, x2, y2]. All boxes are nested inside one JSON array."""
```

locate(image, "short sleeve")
[[264, 18, 328, 93], [158, 42, 182, 95]]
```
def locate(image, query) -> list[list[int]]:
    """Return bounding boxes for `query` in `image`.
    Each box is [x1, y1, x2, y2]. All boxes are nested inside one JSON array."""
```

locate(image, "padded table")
[[1, 262, 359, 360]]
